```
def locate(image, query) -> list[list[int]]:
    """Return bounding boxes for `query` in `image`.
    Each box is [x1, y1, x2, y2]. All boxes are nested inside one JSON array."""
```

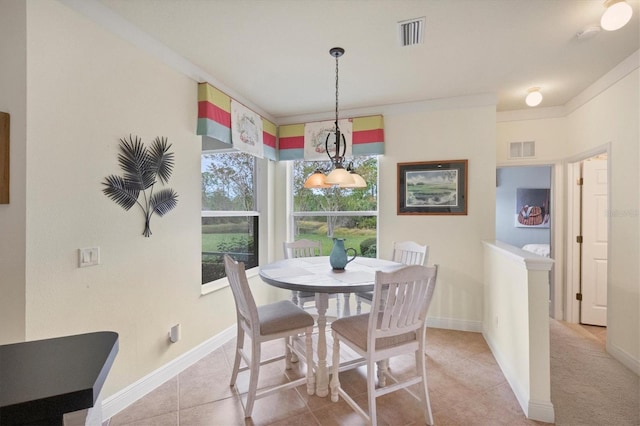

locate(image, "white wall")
[[19, 0, 276, 398], [497, 61, 639, 371], [379, 104, 496, 329], [497, 117, 568, 164], [565, 68, 639, 369], [0, 0, 27, 344]]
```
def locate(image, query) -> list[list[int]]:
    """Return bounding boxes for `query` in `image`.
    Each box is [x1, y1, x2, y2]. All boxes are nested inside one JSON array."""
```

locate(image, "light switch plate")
[[79, 247, 100, 267]]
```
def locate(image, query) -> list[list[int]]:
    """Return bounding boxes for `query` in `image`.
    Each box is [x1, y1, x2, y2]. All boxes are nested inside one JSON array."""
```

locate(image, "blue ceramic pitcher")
[[330, 238, 357, 270]]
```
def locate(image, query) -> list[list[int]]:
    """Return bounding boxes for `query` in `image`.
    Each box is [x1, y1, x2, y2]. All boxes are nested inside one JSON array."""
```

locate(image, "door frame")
[[564, 143, 611, 324]]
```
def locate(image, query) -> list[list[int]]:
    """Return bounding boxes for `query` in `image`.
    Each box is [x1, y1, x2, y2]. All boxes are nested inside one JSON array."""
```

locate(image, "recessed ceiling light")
[[525, 87, 543, 107], [601, 0, 633, 31]]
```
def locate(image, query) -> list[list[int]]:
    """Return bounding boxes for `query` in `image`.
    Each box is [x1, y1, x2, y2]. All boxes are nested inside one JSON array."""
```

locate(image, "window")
[[202, 151, 259, 284], [290, 156, 378, 257]]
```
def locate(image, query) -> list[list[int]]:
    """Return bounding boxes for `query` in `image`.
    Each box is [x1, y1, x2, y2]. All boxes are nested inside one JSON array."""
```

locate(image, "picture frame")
[[515, 188, 550, 228], [0, 112, 9, 204], [397, 159, 468, 215]]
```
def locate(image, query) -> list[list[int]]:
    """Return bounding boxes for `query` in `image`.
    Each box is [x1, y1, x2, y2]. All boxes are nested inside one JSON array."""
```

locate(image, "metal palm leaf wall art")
[[102, 135, 178, 237]]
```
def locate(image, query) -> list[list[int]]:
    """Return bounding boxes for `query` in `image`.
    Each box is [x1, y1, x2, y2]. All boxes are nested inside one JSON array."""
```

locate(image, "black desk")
[[0, 331, 119, 425]]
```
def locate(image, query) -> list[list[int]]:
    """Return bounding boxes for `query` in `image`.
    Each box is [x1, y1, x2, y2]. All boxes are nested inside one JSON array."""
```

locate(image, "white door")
[[580, 157, 608, 326]]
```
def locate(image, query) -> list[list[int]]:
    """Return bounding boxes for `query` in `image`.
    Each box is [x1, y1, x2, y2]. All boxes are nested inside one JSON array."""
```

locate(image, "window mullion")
[[292, 211, 378, 217]]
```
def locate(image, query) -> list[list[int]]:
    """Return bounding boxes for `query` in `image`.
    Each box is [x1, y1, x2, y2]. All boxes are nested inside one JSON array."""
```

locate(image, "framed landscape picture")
[[397, 159, 468, 215]]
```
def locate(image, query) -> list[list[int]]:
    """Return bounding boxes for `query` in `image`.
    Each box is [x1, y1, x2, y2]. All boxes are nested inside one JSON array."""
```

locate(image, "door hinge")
[[576, 293, 583, 301], [576, 235, 583, 243], [577, 177, 583, 185]]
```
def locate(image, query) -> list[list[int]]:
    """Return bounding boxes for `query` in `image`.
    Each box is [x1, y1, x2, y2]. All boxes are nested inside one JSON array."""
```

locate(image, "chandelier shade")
[[341, 169, 367, 188], [325, 166, 355, 186], [303, 169, 331, 188]]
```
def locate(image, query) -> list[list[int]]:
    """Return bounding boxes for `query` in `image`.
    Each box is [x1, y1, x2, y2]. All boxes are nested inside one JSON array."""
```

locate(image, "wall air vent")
[[509, 141, 536, 159], [398, 17, 425, 47]]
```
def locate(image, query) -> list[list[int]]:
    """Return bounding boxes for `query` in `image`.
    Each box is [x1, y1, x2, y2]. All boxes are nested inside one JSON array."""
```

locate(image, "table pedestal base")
[[314, 293, 330, 397]]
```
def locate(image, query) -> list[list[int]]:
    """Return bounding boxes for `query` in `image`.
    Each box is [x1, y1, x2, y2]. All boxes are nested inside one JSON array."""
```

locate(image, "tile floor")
[[108, 327, 548, 426]]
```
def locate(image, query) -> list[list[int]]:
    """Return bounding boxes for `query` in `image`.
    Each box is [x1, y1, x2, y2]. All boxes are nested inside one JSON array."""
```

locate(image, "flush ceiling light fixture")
[[600, 0, 633, 31], [303, 47, 366, 189], [525, 87, 543, 107]]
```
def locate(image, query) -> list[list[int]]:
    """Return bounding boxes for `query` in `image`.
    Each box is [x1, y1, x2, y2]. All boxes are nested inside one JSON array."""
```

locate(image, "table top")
[[259, 256, 404, 293], [0, 331, 119, 424]]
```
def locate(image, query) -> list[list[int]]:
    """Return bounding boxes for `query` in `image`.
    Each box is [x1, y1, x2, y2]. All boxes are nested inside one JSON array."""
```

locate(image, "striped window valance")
[[197, 82, 277, 160], [279, 115, 384, 161], [197, 82, 383, 161]]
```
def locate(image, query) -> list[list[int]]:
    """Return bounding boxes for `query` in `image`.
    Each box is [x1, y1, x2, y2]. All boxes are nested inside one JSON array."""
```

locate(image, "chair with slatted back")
[[355, 241, 429, 314], [224, 255, 315, 417], [283, 240, 341, 313], [330, 264, 438, 425]]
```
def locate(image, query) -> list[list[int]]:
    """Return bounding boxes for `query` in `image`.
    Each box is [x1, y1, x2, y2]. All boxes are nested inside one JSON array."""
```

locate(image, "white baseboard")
[[528, 399, 555, 423], [101, 325, 237, 421], [482, 330, 555, 423], [608, 341, 640, 375], [482, 331, 529, 415], [427, 316, 483, 333]]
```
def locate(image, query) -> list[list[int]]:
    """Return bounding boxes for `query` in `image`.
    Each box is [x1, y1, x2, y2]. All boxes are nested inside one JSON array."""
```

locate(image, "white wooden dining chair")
[[224, 255, 315, 417], [330, 264, 438, 426], [283, 239, 341, 313], [356, 241, 429, 314]]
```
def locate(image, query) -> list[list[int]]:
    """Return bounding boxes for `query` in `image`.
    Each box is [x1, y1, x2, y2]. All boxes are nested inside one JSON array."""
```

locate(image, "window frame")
[[286, 158, 379, 252], [201, 149, 264, 295]]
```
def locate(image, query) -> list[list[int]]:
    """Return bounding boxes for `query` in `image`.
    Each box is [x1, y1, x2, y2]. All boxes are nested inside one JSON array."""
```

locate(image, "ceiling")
[[96, 0, 639, 120]]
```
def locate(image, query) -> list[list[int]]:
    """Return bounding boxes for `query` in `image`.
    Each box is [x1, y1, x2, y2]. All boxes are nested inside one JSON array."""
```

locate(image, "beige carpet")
[[550, 319, 639, 425]]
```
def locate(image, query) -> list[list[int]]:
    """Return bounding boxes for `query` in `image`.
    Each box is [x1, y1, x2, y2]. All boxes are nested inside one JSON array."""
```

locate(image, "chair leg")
[[244, 339, 261, 417], [285, 337, 292, 370], [376, 359, 388, 387], [329, 330, 340, 402], [367, 358, 378, 426], [230, 327, 244, 387], [416, 349, 434, 425], [305, 327, 315, 396]]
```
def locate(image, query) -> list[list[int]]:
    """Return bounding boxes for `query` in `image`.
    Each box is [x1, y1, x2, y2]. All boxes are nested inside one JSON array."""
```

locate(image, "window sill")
[[200, 266, 260, 296]]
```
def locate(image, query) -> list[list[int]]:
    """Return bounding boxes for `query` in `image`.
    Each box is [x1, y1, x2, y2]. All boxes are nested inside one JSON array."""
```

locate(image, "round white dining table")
[[259, 255, 404, 397]]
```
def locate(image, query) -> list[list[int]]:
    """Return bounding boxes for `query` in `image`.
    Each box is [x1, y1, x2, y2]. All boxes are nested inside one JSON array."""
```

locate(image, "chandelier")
[[303, 47, 366, 189]]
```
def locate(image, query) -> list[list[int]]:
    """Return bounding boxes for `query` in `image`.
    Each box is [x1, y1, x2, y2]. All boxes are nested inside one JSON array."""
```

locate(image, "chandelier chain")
[[303, 46, 365, 188], [335, 54, 339, 125]]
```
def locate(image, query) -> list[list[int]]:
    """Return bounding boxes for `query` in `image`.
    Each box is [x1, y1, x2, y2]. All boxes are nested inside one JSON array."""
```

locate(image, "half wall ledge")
[[482, 240, 555, 423]]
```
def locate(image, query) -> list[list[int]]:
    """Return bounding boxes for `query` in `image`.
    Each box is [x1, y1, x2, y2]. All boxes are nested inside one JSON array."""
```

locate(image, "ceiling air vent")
[[509, 141, 536, 159], [398, 17, 425, 47]]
